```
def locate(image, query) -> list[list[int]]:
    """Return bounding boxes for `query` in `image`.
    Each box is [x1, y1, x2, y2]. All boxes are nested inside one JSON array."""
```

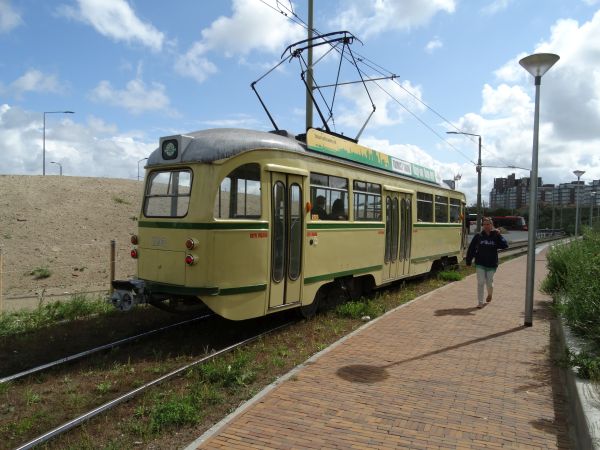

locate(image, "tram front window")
[[144, 169, 192, 217]]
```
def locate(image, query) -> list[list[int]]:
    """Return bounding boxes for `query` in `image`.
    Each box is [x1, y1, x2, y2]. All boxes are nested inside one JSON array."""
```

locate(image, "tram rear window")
[[144, 170, 192, 218]]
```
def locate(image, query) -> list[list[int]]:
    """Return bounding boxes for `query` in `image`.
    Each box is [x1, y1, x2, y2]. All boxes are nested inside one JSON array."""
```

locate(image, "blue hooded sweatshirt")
[[466, 230, 508, 268]]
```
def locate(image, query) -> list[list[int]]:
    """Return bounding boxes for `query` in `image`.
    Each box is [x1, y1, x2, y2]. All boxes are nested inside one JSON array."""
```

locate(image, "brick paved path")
[[190, 248, 572, 449]]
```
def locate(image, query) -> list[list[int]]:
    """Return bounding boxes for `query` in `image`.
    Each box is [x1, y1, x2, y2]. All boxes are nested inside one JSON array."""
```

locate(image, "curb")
[[553, 316, 600, 449]]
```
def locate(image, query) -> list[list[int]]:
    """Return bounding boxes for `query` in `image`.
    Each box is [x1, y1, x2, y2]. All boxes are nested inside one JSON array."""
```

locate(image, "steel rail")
[[1, 313, 213, 384], [15, 321, 293, 450]]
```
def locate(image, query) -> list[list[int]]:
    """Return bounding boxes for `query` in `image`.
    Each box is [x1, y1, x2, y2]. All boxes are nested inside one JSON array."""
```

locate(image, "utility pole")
[[305, 0, 314, 131]]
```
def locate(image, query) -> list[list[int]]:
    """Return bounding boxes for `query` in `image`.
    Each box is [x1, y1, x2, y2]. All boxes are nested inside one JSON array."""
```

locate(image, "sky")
[[2, 0, 600, 206]]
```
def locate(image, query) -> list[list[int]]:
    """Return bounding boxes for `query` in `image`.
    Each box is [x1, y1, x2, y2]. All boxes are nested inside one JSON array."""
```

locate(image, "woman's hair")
[[482, 216, 493, 225]]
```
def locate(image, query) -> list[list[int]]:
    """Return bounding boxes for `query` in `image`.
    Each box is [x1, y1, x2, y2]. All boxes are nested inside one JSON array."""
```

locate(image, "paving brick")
[[191, 248, 573, 449]]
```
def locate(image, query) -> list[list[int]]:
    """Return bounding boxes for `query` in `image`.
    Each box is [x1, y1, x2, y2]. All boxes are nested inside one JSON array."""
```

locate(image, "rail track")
[[14, 321, 295, 450], [0, 313, 214, 384]]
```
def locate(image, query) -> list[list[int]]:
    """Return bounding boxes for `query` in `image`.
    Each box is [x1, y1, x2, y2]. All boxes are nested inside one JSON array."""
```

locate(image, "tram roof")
[[147, 127, 461, 194], [147, 128, 305, 166]]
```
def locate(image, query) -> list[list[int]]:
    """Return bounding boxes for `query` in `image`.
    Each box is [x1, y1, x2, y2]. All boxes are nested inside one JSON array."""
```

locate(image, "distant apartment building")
[[489, 174, 600, 209]]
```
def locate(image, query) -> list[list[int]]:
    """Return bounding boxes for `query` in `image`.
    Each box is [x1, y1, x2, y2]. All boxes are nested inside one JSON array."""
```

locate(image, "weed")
[[25, 389, 41, 406], [129, 215, 139, 221], [437, 270, 463, 281], [112, 196, 131, 205], [2, 233, 11, 239], [96, 380, 114, 394], [149, 393, 201, 433], [197, 350, 256, 388], [335, 298, 385, 319], [30, 266, 51, 279]]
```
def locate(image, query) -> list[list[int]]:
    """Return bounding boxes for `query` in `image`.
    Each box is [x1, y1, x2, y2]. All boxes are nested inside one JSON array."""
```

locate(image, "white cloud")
[[481, 0, 513, 15], [7, 69, 64, 97], [425, 38, 443, 54], [444, 9, 600, 205], [0, 104, 155, 179], [175, 0, 305, 84], [89, 78, 172, 115], [58, 0, 164, 51], [330, 0, 455, 39], [0, 0, 21, 33]]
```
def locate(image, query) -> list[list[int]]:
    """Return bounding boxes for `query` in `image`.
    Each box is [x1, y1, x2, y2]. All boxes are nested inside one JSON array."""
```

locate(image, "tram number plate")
[[151, 236, 167, 247]]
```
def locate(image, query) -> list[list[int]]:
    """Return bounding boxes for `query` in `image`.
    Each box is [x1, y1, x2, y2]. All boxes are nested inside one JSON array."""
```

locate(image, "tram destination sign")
[[306, 129, 437, 184]]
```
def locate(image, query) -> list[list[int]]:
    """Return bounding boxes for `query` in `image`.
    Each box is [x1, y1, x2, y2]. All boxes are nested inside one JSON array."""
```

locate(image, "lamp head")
[[519, 53, 560, 78], [573, 170, 585, 178]]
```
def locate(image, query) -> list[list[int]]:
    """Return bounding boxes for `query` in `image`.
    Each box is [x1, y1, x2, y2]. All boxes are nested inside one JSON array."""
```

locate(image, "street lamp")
[[591, 191, 596, 228], [573, 170, 585, 236], [49, 161, 62, 176], [43, 111, 74, 176], [520, 52, 560, 327], [447, 131, 482, 232], [453, 174, 462, 190], [138, 157, 149, 181]]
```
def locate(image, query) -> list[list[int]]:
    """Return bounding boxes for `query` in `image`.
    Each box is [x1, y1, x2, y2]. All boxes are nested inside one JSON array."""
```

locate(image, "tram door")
[[269, 173, 304, 309], [383, 191, 412, 281]]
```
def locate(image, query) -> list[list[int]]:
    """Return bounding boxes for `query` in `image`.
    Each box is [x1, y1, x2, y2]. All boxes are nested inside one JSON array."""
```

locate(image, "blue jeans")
[[476, 265, 496, 305]]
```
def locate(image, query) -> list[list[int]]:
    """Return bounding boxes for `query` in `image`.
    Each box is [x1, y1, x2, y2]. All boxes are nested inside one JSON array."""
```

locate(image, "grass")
[[112, 196, 131, 205], [0, 294, 112, 337], [542, 228, 600, 380], [30, 266, 51, 279]]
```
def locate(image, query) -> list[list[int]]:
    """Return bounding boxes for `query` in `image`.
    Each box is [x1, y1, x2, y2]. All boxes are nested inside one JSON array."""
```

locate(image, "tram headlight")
[[185, 254, 196, 265], [185, 238, 197, 250], [131, 249, 138, 259]]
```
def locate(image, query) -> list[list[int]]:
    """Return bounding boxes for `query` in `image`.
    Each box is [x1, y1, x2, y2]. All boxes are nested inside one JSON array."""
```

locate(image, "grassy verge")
[[0, 294, 112, 337], [542, 229, 600, 380]]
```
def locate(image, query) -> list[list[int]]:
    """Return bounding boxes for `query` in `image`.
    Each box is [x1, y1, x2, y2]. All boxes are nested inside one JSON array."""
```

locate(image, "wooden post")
[[110, 240, 116, 295]]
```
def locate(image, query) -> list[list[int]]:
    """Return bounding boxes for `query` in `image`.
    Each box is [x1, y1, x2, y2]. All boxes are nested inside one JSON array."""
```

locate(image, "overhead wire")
[[257, 0, 517, 169]]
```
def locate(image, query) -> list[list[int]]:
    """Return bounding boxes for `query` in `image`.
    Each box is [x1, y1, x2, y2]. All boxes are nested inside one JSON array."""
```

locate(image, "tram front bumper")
[[110, 279, 147, 311]]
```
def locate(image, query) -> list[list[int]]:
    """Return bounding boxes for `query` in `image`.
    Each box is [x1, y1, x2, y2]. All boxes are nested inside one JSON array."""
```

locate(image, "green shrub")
[[544, 230, 600, 348]]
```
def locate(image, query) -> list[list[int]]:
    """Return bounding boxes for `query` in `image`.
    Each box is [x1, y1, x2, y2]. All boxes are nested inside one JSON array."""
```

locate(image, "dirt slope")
[[0, 175, 142, 304]]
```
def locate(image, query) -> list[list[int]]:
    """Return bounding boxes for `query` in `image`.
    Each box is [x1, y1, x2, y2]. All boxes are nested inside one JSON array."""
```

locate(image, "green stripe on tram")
[[307, 223, 384, 230], [146, 282, 267, 296], [304, 265, 382, 284], [139, 221, 269, 230]]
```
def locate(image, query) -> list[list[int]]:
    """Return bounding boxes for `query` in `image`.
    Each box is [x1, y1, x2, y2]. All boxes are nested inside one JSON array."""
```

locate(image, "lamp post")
[[138, 157, 149, 181], [49, 161, 62, 176], [43, 111, 74, 176], [591, 191, 596, 228], [447, 131, 482, 232], [519, 52, 560, 327], [573, 170, 585, 236]]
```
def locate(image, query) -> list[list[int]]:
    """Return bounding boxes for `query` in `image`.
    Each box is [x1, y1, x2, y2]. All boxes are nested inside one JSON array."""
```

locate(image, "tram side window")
[[310, 172, 348, 220], [416, 192, 433, 222], [435, 195, 449, 223], [144, 169, 192, 218], [214, 163, 261, 219], [353, 181, 382, 221], [449, 198, 461, 223]]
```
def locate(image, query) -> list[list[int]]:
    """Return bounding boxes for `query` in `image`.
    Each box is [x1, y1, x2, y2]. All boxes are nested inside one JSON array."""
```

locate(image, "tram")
[[111, 127, 467, 320]]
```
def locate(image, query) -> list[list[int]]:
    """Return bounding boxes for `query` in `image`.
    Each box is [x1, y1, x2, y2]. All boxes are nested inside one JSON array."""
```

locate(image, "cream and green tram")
[[111, 128, 466, 320]]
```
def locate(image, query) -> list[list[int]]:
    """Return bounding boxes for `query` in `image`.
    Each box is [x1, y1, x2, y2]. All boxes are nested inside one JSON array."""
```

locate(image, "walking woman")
[[466, 217, 509, 308]]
